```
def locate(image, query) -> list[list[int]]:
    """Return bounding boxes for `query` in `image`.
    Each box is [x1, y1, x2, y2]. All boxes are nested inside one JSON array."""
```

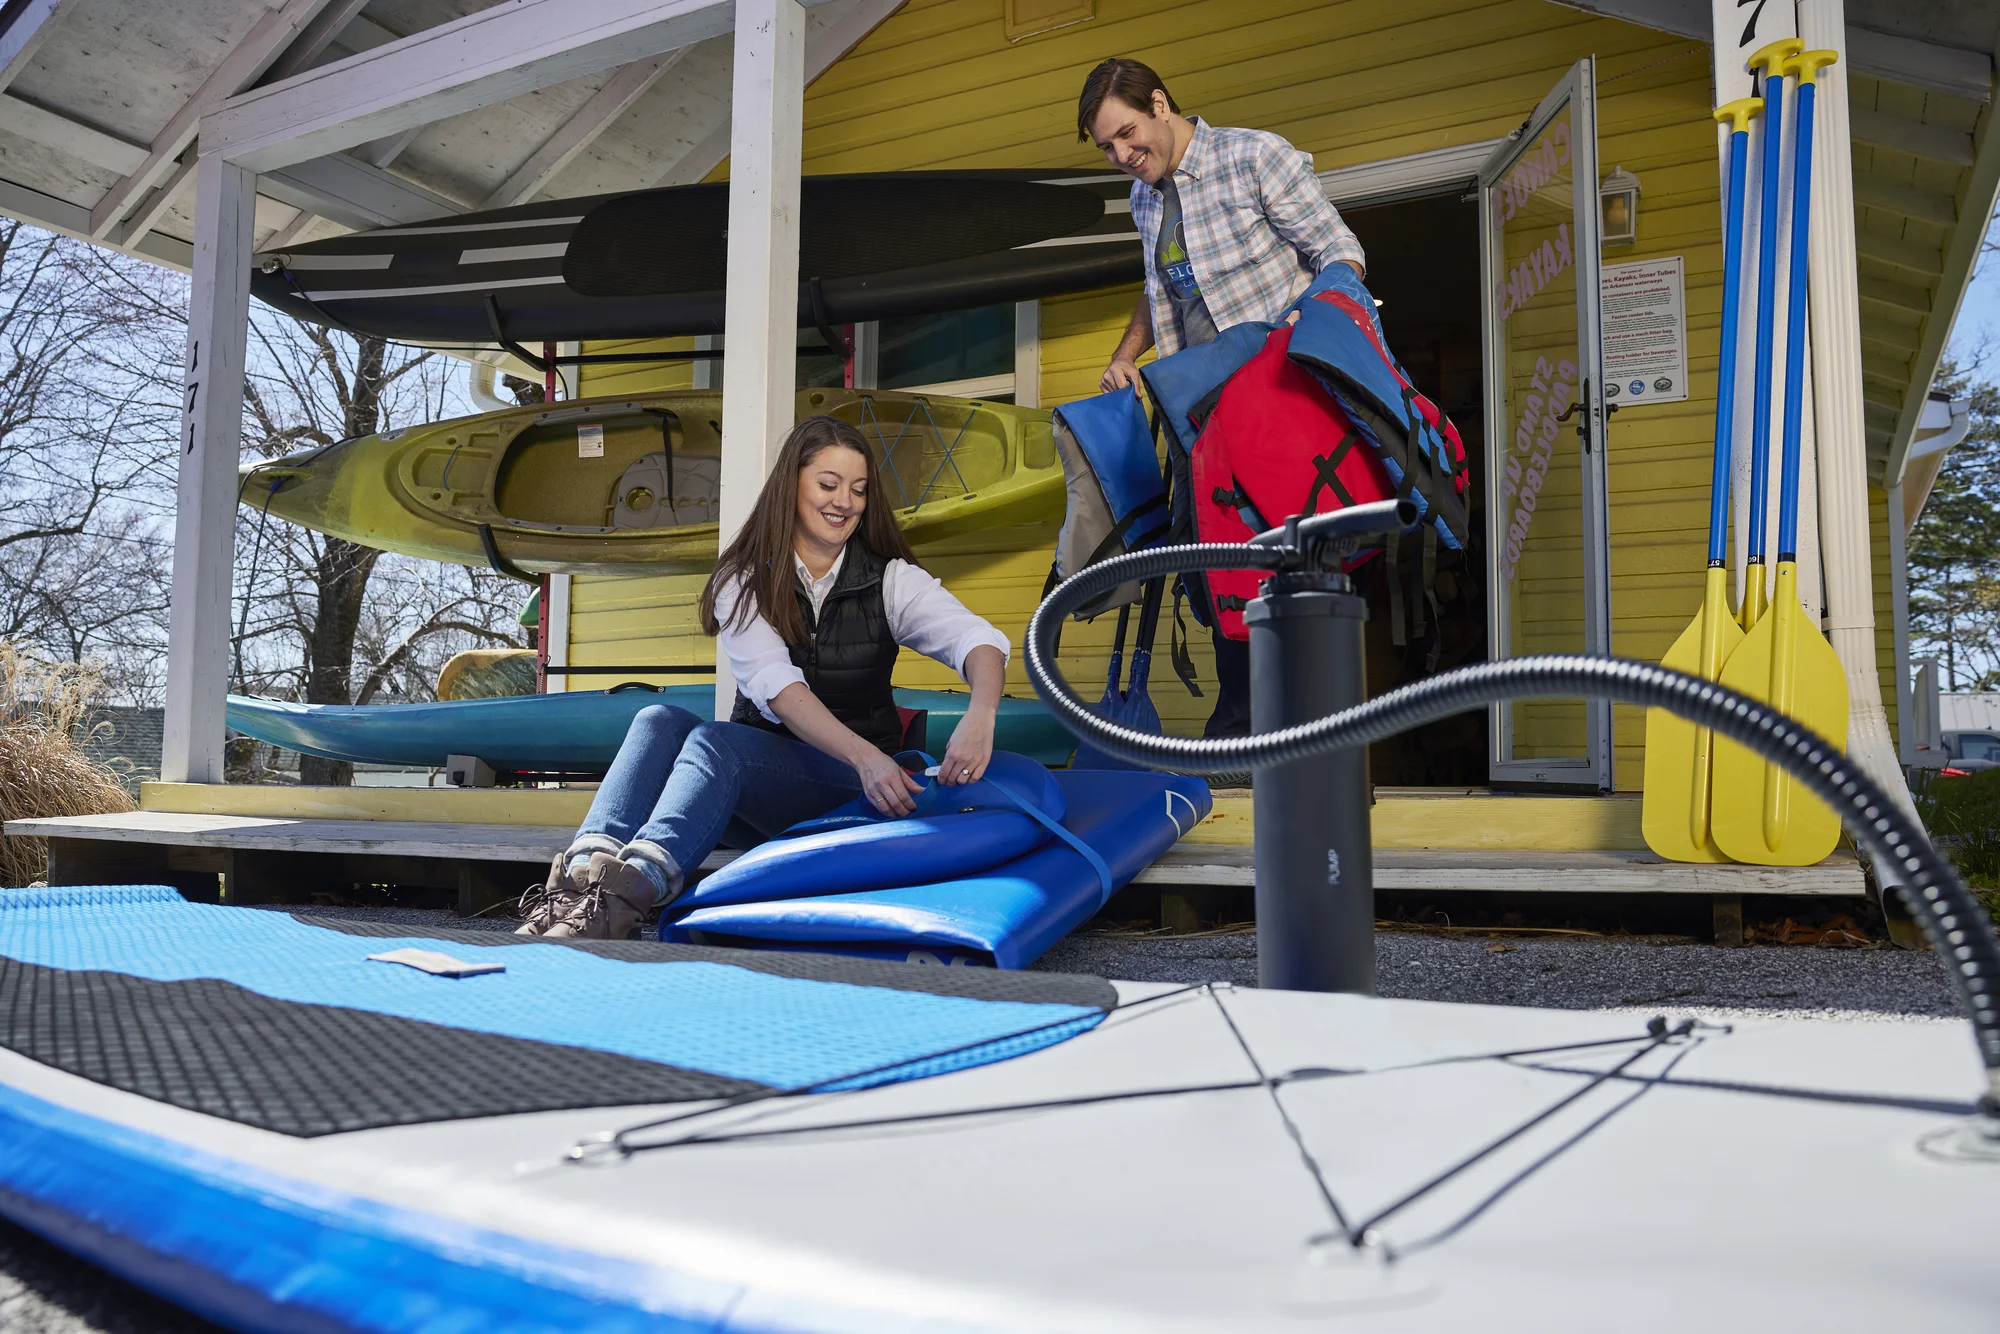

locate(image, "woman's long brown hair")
[[699, 415, 919, 645]]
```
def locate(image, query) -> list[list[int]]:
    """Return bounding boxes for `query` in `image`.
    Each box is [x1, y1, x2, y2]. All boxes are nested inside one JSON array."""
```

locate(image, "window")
[[878, 303, 1015, 395], [785, 302, 1030, 399], [1957, 733, 2000, 763]]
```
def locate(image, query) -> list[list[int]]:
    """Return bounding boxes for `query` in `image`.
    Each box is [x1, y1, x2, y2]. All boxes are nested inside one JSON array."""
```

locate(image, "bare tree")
[[233, 316, 525, 783], [0, 221, 528, 777], [0, 224, 184, 700]]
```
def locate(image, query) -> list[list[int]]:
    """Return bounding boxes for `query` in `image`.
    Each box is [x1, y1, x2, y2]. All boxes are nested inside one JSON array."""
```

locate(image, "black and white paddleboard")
[[251, 170, 1141, 344]]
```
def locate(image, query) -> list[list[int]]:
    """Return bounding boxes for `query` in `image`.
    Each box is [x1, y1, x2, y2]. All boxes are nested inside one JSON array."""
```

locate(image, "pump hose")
[[1026, 541, 2000, 1097]]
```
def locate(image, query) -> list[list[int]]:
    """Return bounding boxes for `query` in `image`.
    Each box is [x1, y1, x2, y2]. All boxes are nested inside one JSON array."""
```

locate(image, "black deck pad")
[[0, 956, 765, 1136]]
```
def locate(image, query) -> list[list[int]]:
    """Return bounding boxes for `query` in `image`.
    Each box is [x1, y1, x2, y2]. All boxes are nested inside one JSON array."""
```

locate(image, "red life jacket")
[[1190, 324, 1394, 640]]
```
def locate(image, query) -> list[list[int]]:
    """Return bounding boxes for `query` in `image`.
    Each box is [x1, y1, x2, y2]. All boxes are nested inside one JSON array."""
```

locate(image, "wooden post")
[[715, 0, 805, 719], [162, 154, 256, 785], [1712, 894, 1744, 948]]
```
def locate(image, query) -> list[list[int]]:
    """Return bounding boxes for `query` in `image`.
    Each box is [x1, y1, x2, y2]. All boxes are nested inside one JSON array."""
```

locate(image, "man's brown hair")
[[1076, 58, 1178, 143]]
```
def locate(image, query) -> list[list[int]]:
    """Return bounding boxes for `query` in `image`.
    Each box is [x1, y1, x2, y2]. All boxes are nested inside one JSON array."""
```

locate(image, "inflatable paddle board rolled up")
[[687, 753, 1068, 907], [671, 771, 1213, 969]]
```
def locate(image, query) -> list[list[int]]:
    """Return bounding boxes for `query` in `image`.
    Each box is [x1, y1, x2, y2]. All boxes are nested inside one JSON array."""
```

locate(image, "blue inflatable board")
[[225, 686, 1077, 772], [671, 771, 1212, 969], [691, 752, 1067, 907]]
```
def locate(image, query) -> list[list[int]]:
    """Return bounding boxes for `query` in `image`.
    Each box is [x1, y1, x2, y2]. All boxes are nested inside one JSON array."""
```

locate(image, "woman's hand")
[[854, 747, 925, 816], [937, 706, 995, 786]]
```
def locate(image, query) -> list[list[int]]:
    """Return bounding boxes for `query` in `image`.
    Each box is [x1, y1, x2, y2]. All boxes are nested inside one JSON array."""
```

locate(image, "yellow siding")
[[575, 337, 701, 398]]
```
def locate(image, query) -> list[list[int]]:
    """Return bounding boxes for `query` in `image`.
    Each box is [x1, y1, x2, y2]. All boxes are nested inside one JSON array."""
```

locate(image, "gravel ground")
[[1036, 929, 1964, 1021], [0, 908, 1967, 1331]]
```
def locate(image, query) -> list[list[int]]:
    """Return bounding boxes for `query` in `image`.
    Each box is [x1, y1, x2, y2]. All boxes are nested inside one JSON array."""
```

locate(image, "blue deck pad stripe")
[[0, 1077, 775, 1333], [0, 888, 1101, 1091]]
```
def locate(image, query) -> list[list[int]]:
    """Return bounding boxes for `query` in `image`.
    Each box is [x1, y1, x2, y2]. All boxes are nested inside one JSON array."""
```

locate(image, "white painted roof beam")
[[202, 0, 838, 175], [478, 49, 687, 209], [102, 0, 372, 252], [87, 0, 345, 240], [261, 153, 465, 231], [0, 175, 190, 269], [649, 0, 905, 189], [0, 0, 73, 95], [0, 92, 147, 173], [256, 0, 380, 88]]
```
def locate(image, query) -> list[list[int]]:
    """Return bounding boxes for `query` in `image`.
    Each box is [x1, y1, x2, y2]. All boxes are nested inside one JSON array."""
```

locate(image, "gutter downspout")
[[1796, 0, 1919, 832], [1887, 478, 1912, 763]]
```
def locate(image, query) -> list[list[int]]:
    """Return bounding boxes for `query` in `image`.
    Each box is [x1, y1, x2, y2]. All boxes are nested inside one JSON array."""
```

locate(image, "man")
[[1079, 57, 1365, 736]]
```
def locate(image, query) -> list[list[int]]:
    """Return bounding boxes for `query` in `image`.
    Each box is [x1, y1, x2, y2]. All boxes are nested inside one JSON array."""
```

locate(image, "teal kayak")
[[225, 686, 1076, 773]]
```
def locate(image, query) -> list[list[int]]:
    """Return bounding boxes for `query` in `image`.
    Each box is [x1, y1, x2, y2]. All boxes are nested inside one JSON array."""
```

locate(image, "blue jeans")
[[568, 704, 863, 892]]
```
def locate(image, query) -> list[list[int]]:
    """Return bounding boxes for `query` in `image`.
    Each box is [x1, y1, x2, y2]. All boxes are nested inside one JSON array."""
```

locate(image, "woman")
[[518, 415, 1011, 940]]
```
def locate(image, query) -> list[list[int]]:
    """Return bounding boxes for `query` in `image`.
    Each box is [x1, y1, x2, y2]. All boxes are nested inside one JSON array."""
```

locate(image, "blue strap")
[[882, 752, 1114, 899], [976, 772, 1115, 902]]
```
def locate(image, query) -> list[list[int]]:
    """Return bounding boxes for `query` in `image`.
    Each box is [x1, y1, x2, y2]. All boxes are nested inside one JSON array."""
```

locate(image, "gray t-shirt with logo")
[[1155, 178, 1220, 349]]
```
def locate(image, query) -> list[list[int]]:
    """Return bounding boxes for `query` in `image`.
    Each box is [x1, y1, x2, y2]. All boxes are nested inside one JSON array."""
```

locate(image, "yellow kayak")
[[239, 388, 1061, 576]]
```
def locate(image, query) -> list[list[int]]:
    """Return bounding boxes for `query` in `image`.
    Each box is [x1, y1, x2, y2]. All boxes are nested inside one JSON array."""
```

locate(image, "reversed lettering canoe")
[[239, 388, 1062, 576]]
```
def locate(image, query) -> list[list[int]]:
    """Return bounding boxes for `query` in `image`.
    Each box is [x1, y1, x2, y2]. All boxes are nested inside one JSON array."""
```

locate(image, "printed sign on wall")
[[1600, 256, 1688, 407]]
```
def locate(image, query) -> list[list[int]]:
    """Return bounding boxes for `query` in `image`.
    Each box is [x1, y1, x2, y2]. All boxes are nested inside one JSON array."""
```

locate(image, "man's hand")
[[1101, 357, 1142, 393]]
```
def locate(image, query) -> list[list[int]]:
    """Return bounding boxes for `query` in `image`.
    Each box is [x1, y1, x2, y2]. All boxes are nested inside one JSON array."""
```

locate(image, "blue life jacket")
[[1048, 386, 1169, 619], [1285, 264, 1470, 550], [1139, 321, 1274, 452]]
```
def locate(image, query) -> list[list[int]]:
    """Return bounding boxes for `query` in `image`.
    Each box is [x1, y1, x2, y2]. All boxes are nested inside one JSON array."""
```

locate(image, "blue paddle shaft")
[[1708, 127, 1751, 567], [1747, 68, 1784, 563], [1778, 79, 1817, 560]]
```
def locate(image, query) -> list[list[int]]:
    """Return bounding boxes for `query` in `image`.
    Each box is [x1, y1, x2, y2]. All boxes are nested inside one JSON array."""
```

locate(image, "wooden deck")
[[7, 811, 1867, 920]]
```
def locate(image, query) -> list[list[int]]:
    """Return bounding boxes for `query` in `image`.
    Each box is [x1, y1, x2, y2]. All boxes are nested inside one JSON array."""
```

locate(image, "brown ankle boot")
[[542, 852, 664, 941], [515, 853, 588, 935]]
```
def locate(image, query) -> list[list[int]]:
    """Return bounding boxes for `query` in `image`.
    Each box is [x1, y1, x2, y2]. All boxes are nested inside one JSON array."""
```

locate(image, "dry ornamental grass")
[[0, 643, 136, 887]]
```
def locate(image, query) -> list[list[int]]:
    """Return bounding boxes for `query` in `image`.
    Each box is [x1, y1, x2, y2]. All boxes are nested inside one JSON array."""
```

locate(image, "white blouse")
[[714, 547, 1013, 724]]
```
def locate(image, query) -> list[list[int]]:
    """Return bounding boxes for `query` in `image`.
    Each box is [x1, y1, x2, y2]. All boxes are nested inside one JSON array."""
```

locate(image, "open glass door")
[[1479, 58, 1613, 790]]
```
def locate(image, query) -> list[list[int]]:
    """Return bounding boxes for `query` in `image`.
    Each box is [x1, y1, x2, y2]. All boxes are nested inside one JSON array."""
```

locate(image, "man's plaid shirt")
[[1130, 118, 1367, 356]]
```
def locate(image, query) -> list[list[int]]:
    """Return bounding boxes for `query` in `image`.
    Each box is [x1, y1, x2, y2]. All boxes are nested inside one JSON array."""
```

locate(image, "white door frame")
[[1477, 57, 1614, 791]]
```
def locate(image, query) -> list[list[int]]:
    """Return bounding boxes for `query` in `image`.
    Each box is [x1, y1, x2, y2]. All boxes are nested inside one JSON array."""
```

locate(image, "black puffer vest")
[[730, 542, 905, 754]]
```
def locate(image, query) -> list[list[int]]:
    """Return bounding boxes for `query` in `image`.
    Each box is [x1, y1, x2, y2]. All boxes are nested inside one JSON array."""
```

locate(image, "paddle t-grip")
[[1247, 567, 1375, 995]]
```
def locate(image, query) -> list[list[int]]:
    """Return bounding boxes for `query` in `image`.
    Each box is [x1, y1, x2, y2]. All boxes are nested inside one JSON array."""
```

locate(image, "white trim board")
[[1318, 140, 1504, 209]]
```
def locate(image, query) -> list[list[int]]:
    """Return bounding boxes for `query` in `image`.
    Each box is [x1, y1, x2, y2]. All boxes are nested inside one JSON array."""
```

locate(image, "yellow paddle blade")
[[1643, 566, 1743, 862], [1711, 563, 1849, 865], [1739, 560, 1768, 632]]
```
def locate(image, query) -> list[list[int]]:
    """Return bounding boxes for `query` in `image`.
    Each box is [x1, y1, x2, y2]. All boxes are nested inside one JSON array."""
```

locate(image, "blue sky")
[[1943, 210, 2000, 371]]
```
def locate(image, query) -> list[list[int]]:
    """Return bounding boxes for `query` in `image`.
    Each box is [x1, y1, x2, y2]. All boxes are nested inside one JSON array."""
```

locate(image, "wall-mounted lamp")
[[1600, 165, 1642, 246]]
